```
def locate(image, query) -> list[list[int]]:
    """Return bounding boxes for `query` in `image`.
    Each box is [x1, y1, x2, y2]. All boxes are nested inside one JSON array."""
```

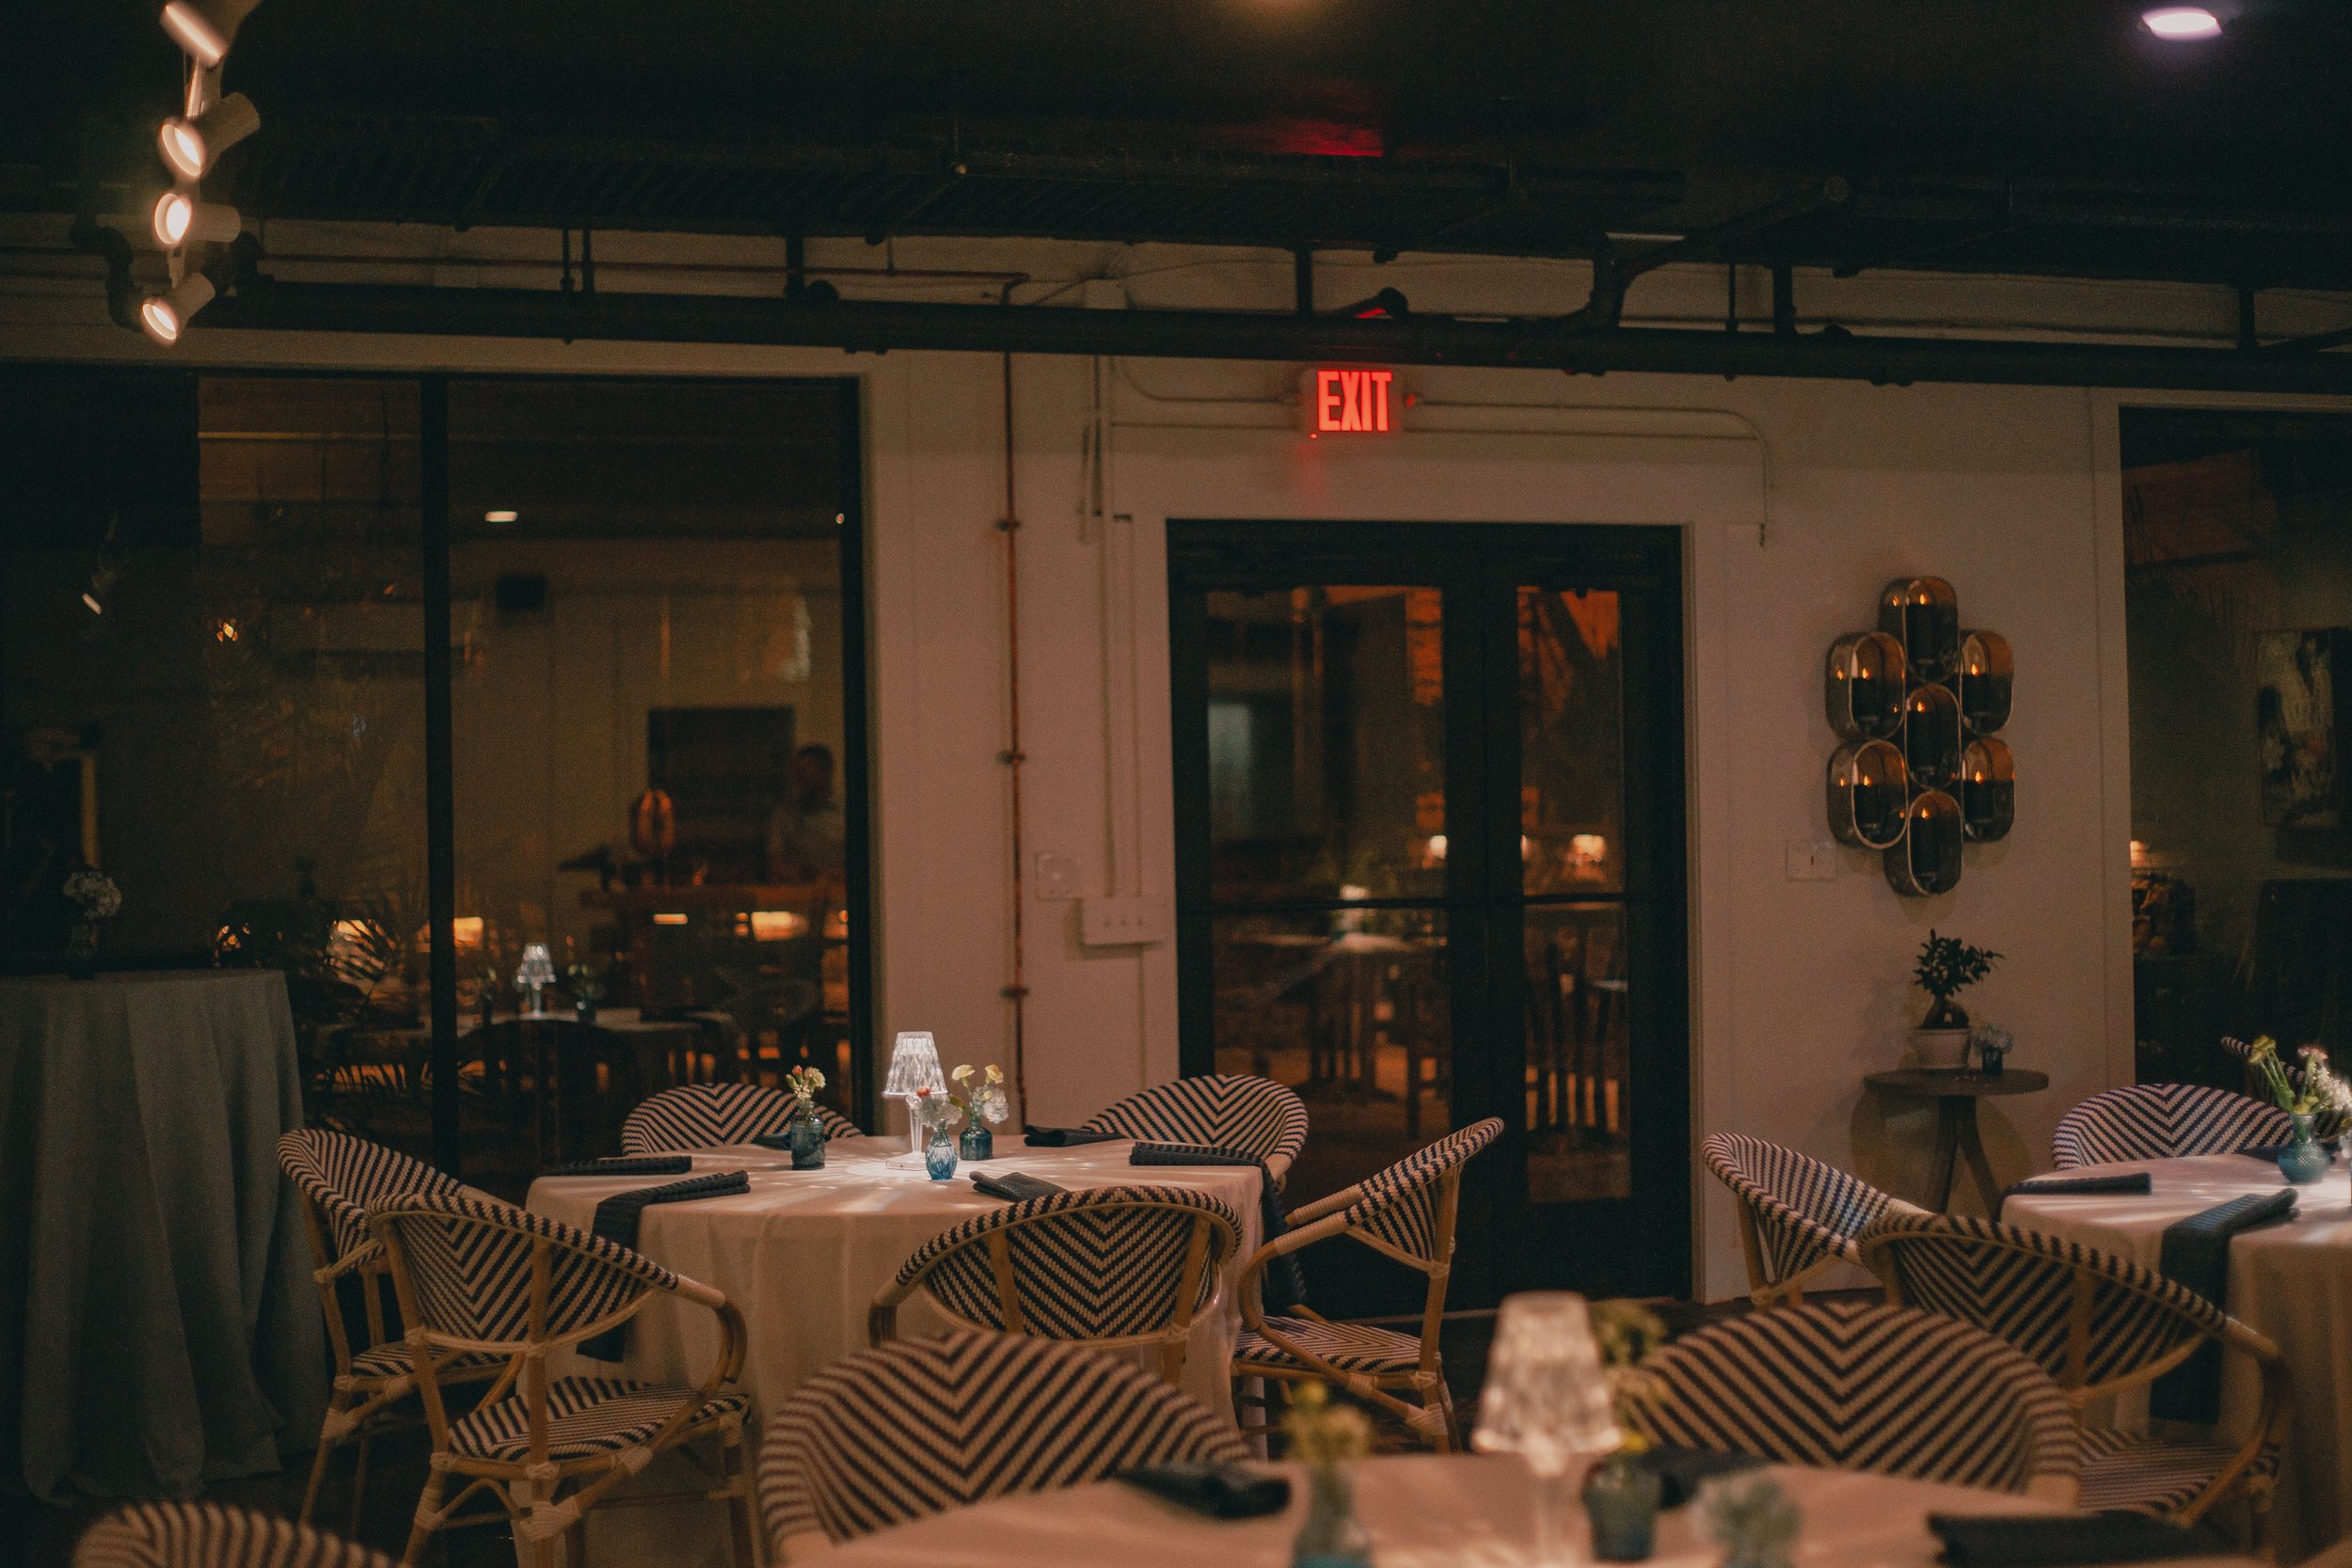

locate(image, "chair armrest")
[[1283, 1182, 1366, 1227]]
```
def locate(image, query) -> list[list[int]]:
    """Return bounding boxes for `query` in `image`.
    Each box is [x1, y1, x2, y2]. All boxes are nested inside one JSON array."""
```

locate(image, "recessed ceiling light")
[[2142, 7, 2223, 40], [483, 509, 519, 524]]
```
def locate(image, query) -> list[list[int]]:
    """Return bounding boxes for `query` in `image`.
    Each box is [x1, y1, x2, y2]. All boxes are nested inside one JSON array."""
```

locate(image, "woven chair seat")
[[1237, 1317, 1422, 1372], [1080, 1074, 1309, 1180], [72, 1500, 398, 1568], [2077, 1428, 2273, 1515], [450, 1377, 752, 1463], [344, 1343, 504, 1383]]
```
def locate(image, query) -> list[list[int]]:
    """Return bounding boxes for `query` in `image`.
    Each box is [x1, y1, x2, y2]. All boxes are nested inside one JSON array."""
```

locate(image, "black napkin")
[[971, 1170, 1068, 1203], [1633, 1446, 1765, 1509], [1131, 1143, 1307, 1315], [2151, 1188, 2296, 1422], [1993, 1171, 2152, 1221], [2237, 1142, 2336, 1164], [1928, 1511, 2226, 1567], [543, 1155, 692, 1178], [1119, 1463, 1291, 1519], [580, 1170, 751, 1360], [1024, 1126, 1122, 1147]]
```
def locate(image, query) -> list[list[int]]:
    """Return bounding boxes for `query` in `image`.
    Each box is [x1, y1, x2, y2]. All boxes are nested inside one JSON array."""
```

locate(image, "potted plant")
[[946, 1062, 1010, 1161], [1583, 1300, 1670, 1561], [1911, 930, 2000, 1070], [2241, 1036, 2348, 1184], [783, 1064, 829, 1169]]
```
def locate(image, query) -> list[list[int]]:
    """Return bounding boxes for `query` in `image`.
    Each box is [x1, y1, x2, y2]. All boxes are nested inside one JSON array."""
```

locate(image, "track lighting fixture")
[[159, 2, 229, 67], [151, 190, 240, 248], [157, 93, 258, 181], [139, 272, 217, 345]]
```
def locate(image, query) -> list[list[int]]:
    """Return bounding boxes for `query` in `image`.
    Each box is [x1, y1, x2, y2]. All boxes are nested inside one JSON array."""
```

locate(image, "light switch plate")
[[1034, 852, 1080, 901], [1080, 895, 1165, 947], [1786, 839, 1838, 881]]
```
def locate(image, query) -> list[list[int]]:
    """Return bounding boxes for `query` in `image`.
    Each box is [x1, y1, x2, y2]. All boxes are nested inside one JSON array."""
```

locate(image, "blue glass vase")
[[787, 1113, 827, 1170], [960, 1121, 993, 1163], [1584, 1459, 1662, 1561], [2279, 1114, 2329, 1185], [924, 1129, 958, 1181]]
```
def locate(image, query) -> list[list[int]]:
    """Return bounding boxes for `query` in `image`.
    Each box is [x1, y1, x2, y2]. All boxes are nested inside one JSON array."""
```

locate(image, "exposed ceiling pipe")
[[193, 275, 2352, 394]]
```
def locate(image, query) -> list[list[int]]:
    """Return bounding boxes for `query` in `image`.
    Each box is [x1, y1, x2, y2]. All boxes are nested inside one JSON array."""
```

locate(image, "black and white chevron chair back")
[[2050, 1085, 2292, 1169], [885, 1186, 1239, 1340], [1859, 1211, 2228, 1392], [1335, 1117, 1502, 1267], [758, 1333, 1245, 1551], [277, 1129, 466, 1263], [1703, 1133, 1899, 1298], [1080, 1074, 1310, 1174], [620, 1083, 859, 1155], [72, 1501, 397, 1568], [1631, 1298, 2079, 1499], [371, 1191, 677, 1346]]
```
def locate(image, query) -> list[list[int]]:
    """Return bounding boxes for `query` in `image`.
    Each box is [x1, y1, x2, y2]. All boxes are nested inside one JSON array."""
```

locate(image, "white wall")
[[17, 224, 2352, 1297]]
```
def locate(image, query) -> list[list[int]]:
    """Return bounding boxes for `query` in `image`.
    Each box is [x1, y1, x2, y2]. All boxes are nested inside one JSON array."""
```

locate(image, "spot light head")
[[157, 93, 260, 182], [139, 272, 217, 345], [159, 1, 229, 66], [151, 190, 240, 248], [2142, 6, 2223, 39]]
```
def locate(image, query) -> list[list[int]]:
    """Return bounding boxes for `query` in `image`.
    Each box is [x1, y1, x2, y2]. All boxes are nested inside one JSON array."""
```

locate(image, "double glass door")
[[1168, 520, 1688, 1311]]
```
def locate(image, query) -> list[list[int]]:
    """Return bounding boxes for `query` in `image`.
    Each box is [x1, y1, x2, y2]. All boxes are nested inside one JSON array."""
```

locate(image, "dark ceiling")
[[14, 0, 2352, 286]]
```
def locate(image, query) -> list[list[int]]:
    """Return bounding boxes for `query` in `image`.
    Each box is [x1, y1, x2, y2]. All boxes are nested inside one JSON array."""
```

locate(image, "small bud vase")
[[959, 1120, 993, 1162], [1585, 1458, 1662, 1561], [924, 1128, 958, 1181], [1291, 1463, 1372, 1568], [787, 1112, 827, 1170], [2279, 1113, 2329, 1185]]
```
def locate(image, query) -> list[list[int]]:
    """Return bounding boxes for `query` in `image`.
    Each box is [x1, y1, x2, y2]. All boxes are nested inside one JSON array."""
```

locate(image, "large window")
[[0, 370, 871, 1196]]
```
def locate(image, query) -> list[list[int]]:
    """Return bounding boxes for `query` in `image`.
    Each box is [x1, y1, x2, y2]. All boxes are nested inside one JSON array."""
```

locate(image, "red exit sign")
[[1304, 368, 1399, 436]]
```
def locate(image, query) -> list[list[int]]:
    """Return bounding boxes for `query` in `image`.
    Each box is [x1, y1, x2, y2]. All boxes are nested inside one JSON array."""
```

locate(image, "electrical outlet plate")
[[1080, 895, 1165, 947], [1034, 852, 1080, 901]]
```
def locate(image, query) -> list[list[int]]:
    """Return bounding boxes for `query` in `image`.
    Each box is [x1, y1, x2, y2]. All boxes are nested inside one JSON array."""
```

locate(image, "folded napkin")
[[2237, 1142, 2336, 1164], [1118, 1462, 1291, 1519], [2151, 1188, 2297, 1422], [580, 1170, 750, 1360], [1993, 1171, 2152, 1221], [1634, 1446, 1765, 1510], [971, 1170, 1068, 1203], [1928, 1511, 2226, 1567], [1024, 1126, 1122, 1148], [543, 1155, 692, 1178], [1131, 1143, 1307, 1315]]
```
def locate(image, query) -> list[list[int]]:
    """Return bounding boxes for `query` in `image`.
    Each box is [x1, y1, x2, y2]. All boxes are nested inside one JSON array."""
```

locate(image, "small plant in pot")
[[1912, 930, 2000, 1071]]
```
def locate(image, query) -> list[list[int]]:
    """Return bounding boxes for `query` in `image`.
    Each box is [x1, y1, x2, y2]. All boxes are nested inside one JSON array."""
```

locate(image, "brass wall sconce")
[[1826, 578, 2013, 895]]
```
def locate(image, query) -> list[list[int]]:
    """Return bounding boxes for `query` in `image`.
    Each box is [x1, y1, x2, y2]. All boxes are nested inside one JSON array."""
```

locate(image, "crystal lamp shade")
[[1471, 1291, 1622, 1477], [516, 942, 556, 990], [884, 1031, 946, 1099]]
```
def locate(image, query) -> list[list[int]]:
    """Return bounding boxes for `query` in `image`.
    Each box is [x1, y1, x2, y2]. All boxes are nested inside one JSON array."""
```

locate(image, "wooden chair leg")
[[299, 1421, 340, 1527], [346, 1431, 373, 1539], [722, 1426, 759, 1568], [401, 1464, 446, 1567]]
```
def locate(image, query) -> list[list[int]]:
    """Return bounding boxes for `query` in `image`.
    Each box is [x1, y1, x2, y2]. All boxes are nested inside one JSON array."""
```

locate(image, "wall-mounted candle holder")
[[1826, 578, 2013, 895]]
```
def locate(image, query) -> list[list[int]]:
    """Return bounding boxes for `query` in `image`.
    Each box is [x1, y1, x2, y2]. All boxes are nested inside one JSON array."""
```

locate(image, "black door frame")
[[1168, 518, 1690, 1305]]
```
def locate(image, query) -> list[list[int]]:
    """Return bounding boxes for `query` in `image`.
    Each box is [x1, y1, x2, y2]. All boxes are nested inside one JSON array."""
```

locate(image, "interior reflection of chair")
[[1528, 920, 1629, 1147], [712, 966, 823, 1085]]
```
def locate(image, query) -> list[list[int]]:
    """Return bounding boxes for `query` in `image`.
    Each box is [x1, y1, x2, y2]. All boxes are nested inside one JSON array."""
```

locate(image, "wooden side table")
[[1863, 1068, 2051, 1214]]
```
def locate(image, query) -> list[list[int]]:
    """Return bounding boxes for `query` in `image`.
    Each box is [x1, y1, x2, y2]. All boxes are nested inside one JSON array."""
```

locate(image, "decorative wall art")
[[1825, 578, 2013, 895], [2257, 629, 2351, 831]]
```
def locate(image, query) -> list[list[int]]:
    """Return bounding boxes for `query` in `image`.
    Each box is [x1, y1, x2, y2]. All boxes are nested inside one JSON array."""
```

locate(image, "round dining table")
[[788, 1452, 2255, 1568], [2006, 1151, 2352, 1561]]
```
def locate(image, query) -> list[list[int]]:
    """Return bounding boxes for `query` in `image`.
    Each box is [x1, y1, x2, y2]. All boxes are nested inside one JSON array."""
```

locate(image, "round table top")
[[787, 1454, 2251, 1568], [1865, 1067, 2050, 1099]]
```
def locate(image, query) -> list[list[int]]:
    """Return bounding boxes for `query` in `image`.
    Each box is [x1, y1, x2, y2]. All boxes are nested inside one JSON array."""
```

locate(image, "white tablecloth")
[[791, 1454, 2254, 1568], [2007, 1151, 2351, 1560], [0, 969, 326, 1498]]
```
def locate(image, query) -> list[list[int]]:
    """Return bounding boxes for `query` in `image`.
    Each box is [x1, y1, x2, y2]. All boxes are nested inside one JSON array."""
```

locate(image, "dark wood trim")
[[419, 375, 462, 1174], [833, 377, 882, 1130]]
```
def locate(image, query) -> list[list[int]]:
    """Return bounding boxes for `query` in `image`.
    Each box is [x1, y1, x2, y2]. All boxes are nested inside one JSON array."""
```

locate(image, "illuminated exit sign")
[[1301, 367, 1401, 436]]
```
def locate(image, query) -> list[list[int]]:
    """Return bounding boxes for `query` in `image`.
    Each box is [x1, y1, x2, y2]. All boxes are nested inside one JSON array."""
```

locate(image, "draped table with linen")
[[528, 1134, 1264, 1565], [789, 1453, 2256, 1568], [2006, 1151, 2352, 1560], [0, 969, 326, 1499]]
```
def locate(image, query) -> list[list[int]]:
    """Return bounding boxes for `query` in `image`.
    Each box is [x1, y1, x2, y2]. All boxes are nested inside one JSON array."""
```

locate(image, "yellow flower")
[[985, 1065, 1004, 1084], [952, 1064, 975, 1083]]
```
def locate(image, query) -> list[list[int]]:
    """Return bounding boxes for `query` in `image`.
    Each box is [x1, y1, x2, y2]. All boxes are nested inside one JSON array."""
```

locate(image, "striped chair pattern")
[[1860, 1211, 2289, 1527], [72, 1502, 396, 1568], [1080, 1074, 1310, 1184], [869, 1186, 1239, 1385], [758, 1332, 1246, 1557], [620, 1082, 860, 1155], [1232, 1117, 1502, 1451], [276, 1131, 504, 1531], [369, 1191, 757, 1567], [1703, 1133, 1916, 1307], [2050, 1085, 2292, 1170], [1629, 1298, 2081, 1501]]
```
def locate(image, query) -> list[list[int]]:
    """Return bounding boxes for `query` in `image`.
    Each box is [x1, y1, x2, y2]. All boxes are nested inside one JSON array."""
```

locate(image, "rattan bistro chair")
[[1231, 1117, 1502, 1451], [1630, 1299, 2082, 1502], [1703, 1133, 1918, 1308], [869, 1186, 1239, 1385], [758, 1333, 1246, 1559], [72, 1501, 397, 1568], [2051, 1085, 2293, 1170], [276, 1131, 506, 1531], [1862, 1211, 2289, 1529], [1081, 1074, 1311, 1185], [620, 1082, 859, 1154], [369, 1192, 757, 1568]]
